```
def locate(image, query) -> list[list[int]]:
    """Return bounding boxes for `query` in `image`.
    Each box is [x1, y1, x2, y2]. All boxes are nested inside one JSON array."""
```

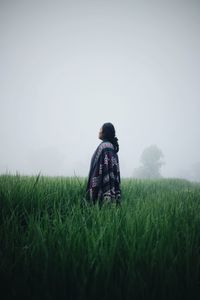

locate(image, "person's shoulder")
[[100, 141, 114, 151]]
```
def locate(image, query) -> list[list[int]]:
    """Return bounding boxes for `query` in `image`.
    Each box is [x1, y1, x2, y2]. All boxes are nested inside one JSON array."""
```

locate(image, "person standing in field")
[[86, 122, 121, 205]]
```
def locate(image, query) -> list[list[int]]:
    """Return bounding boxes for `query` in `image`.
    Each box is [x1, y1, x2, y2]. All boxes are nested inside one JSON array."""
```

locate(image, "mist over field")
[[1, 0, 200, 181]]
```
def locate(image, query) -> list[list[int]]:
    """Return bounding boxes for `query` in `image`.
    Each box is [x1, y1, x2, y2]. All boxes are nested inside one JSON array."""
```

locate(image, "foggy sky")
[[0, 0, 200, 179]]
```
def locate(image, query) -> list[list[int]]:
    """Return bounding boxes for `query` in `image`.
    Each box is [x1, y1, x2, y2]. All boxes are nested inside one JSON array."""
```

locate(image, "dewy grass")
[[0, 174, 200, 300]]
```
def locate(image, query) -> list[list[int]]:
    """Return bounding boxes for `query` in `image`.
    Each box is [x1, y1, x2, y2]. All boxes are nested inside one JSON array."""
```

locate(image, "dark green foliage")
[[0, 174, 200, 300]]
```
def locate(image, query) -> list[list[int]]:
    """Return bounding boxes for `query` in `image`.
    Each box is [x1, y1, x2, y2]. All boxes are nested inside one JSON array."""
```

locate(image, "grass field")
[[0, 174, 200, 300]]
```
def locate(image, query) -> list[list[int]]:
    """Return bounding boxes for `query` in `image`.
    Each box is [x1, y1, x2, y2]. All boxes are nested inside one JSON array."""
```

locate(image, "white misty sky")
[[0, 0, 200, 178]]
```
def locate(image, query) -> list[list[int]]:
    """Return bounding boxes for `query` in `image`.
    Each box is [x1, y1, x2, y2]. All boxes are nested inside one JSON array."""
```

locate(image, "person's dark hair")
[[102, 122, 119, 153]]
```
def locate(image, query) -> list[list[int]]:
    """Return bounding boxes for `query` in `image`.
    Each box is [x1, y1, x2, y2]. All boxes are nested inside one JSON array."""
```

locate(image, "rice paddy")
[[0, 174, 200, 300]]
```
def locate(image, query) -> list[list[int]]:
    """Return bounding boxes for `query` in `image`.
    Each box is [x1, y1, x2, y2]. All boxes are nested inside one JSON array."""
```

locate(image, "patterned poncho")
[[86, 141, 121, 204]]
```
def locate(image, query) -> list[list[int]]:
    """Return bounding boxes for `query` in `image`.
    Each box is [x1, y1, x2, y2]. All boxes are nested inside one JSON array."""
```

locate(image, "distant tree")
[[133, 145, 165, 179]]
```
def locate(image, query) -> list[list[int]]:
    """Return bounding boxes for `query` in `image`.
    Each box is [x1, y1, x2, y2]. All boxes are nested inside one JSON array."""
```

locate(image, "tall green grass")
[[0, 174, 200, 300]]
